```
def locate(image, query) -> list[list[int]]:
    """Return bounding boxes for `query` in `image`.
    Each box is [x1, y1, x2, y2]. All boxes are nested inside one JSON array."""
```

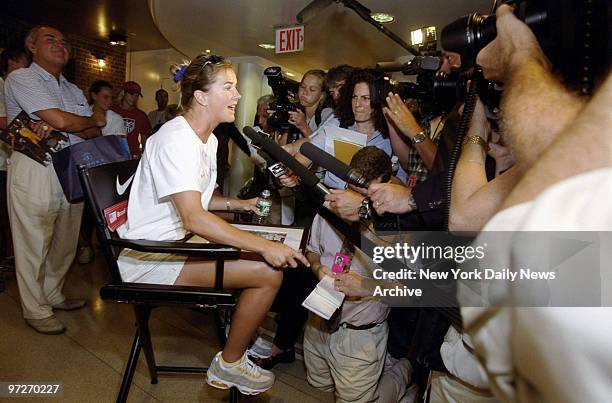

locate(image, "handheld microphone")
[[299, 142, 368, 188], [257, 149, 288, 178], [243, 126, 330, 196]]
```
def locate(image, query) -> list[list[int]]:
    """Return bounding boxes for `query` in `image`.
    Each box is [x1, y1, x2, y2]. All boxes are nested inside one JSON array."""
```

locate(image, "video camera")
[[377, 56, 501, 116], [441, 0, 609, 94], [263, 66, 299, 131]]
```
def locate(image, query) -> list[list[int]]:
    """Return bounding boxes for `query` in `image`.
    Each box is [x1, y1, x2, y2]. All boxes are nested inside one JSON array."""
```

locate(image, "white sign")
[[275, 25, 304, 54]]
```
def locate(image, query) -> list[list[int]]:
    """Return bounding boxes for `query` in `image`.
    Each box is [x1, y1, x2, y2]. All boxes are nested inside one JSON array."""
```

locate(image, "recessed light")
[[371, 13, 394, 23], [205, 49, 211, 53], [258, 43, 275, 50], [109, 33, 127, 46]]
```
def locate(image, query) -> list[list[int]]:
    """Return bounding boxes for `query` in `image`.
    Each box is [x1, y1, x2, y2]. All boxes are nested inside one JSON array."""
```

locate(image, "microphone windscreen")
[[243, 126, 319, 188], [300, 142, 351, 180]]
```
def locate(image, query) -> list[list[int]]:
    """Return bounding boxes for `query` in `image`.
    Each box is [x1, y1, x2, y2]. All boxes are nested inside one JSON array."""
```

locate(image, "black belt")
[[341, 322, 381, 331]]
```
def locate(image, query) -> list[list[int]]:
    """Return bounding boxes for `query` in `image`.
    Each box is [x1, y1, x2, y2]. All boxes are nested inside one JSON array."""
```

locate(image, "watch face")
[[414, 132, 426, 143], [358, 204, 368, 218]]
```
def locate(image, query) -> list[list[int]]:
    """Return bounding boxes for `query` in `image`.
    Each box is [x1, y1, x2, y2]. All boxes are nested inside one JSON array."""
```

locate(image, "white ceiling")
[[150, 0, 494, 75]]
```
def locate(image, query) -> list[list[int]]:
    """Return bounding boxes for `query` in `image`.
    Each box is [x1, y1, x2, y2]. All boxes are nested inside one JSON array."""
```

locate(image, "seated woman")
[[116, 54, 308, 396]]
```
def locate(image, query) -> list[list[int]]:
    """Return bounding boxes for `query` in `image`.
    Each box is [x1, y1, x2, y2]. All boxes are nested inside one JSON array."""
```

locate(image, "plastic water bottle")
[[391, 155, 400, 176], [254, 190, 272, 224]]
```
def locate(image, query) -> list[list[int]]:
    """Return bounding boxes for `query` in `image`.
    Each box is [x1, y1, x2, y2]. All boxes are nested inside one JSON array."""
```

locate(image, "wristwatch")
[[412, 131, 427, 144], [358, 197, 372, 220]]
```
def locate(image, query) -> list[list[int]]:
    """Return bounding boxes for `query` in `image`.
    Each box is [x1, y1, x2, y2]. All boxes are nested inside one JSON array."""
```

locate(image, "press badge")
[[331, 252, 351, 274]]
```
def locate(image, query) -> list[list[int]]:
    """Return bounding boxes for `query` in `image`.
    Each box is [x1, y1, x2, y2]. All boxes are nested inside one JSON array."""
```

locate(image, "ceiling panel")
[[150, 0, 493, 74]]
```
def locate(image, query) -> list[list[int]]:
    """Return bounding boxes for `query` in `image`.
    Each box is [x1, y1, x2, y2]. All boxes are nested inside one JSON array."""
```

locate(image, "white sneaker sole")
[[206, 371, 273, 395]]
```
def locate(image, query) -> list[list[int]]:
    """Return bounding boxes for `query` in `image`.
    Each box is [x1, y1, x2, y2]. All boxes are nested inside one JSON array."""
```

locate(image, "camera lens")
[[441, 12, 497, 62]]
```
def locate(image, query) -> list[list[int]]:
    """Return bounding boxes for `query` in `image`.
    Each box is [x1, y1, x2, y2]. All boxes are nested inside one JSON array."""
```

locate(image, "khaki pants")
[[7, 152, 83, 319], [303, 314, 388, 403], [428, 371, 498, 403]]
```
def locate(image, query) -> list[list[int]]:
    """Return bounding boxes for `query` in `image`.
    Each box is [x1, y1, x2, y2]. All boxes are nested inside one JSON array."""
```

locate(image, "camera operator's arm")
[[449, 98, 520, 231], [477, 4, 585, 170], [502, 73, 612, 208], [384, 93, 437, 169]]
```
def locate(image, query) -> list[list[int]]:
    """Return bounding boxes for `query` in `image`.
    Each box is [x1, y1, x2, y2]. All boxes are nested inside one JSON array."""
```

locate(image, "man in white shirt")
[[0, 46, 28, 271], [454, 4, 612, 402], [4, 25, 106, 334]]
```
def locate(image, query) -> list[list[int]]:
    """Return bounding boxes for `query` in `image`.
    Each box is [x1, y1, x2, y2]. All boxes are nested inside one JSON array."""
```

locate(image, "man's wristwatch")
[[412, 131, 427, 144], [358, 197, 372, 220]]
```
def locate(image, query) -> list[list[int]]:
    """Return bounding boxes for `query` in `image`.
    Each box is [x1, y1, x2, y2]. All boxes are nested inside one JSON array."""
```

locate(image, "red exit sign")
[[275, 25, 304, 54]]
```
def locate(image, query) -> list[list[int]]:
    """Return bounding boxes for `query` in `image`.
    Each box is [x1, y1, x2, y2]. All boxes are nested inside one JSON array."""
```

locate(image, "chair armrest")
[[108, 238, 241, 259]]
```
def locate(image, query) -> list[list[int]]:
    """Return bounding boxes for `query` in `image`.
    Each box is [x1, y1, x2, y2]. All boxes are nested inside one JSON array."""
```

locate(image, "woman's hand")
[[278, 170, 300, 188], [261, 243, 310, 269], [383, 92, 422, 139], [239, 198, 260, 213], [288, 109, 308, 132]]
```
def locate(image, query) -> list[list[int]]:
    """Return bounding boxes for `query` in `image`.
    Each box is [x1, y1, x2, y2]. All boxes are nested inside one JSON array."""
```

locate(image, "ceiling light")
[[258, 43, 275, 50], [205, 49, 211, 53], [371, 13, 394, 23], [109, 33, 127, 46]]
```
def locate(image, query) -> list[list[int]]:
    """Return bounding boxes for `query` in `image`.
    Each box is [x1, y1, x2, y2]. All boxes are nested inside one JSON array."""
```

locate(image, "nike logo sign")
[[116, 174, 135, 196]]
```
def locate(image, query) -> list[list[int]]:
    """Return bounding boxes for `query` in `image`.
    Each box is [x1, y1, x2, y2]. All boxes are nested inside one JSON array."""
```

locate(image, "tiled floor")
[[0, 253, 334, 403]]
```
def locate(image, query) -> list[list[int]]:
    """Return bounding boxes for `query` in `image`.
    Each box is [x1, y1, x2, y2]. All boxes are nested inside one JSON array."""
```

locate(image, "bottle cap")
[[262, 189, 271, 197]]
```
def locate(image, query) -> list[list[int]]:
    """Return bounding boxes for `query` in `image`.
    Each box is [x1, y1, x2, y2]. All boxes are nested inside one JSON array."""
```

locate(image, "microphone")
[[299, 142, 368, 188], [257, 149, 288, 178], [243, 126, 330, 196], [296, 0, 334, 23]]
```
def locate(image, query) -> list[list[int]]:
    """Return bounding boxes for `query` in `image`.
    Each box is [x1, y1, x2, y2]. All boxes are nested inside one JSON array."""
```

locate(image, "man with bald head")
[[4, 25, 106, 334]]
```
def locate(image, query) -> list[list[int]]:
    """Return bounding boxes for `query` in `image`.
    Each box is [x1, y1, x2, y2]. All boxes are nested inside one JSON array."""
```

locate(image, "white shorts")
[[117, 249, 187, 285]]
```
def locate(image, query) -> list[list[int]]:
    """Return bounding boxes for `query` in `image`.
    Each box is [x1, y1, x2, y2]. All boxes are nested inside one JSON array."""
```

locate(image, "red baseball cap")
[[123, 81, 143, 97]]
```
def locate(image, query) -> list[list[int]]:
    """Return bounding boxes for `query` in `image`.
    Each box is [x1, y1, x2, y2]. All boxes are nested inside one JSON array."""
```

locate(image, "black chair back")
[[78, 159, 140, 283]]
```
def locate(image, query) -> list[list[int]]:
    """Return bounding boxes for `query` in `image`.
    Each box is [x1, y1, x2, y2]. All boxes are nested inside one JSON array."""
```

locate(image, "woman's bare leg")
[[174, 259, 282, 363]]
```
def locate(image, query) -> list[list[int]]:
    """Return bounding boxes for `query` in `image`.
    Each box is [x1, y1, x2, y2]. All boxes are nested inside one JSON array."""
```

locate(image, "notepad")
[[302, 275, 345, 320]]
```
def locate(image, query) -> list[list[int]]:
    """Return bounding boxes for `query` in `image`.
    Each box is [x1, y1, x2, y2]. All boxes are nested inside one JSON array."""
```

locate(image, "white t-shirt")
[[461, 168, 612, 402], [118, 116, 218, 241]]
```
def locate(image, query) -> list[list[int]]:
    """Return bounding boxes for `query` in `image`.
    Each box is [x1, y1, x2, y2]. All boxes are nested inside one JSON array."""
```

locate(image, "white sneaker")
[[206, 351, 275, 395], [247, 336, 273, 359]]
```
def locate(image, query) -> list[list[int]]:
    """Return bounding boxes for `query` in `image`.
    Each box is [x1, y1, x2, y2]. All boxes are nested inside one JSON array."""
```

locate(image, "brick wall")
[[0, 15, 126, 98]]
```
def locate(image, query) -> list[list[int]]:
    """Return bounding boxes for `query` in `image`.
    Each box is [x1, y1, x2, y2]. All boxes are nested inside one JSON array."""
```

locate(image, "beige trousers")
[[7, 152, 83, 319], [428, 371, 498, 403], [303, 314, 389, 403]]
